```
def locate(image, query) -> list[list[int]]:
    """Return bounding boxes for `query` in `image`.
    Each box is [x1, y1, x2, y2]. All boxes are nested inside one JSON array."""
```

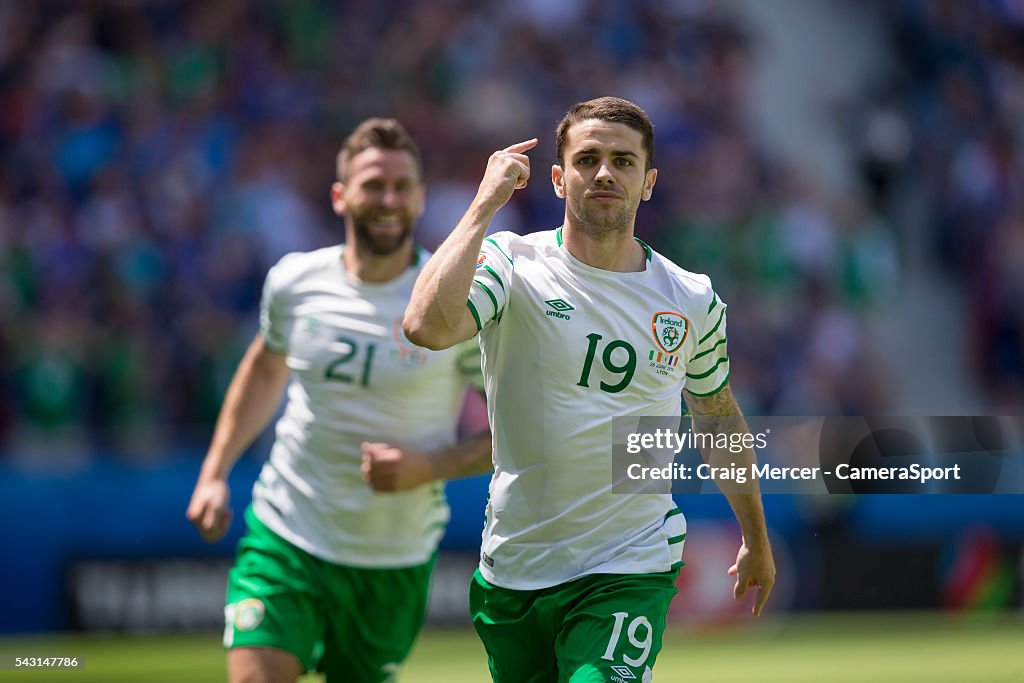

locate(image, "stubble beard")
[[567, 194, 638, 239]]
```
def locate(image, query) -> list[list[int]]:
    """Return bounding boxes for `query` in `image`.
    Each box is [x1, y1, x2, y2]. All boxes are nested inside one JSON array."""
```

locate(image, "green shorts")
[[224, 507, 435, 682], [469, 568, 679, 683]]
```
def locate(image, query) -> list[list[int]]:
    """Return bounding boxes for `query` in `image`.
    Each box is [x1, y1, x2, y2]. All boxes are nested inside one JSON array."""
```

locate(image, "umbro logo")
[[610, 665, 637, 680], [545, 298, 574, 320]]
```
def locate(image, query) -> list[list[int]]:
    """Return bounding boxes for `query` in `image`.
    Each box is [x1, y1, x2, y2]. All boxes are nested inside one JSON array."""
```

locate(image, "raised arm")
[[403, 138, 537, 350], [684, 384, 776, 616], [186, 334, 290, 542]]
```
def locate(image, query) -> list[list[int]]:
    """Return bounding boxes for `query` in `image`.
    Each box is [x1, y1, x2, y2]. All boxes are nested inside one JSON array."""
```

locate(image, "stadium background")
[[1, 0, 1022, 680]]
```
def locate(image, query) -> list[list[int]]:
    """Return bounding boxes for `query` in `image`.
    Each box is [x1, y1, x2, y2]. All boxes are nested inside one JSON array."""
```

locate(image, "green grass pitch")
[[1, 612, 1022, 682]]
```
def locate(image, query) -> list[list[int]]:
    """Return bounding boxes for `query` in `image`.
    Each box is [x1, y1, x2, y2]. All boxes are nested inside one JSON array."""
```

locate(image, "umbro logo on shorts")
[[610, 664, 637, 680]]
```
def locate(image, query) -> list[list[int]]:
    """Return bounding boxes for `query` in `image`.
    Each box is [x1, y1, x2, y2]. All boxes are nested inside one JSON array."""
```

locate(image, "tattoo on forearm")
[[685, 384, 740, 418]]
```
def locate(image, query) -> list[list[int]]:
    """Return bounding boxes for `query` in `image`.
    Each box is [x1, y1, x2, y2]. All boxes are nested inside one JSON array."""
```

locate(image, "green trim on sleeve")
[[686, 372, 730, 397], [667, 533, 687, 545], [699, 306, 727, 345], [472, 280, 499, 321], [691, 337, 727, 362], [707, 293, 718, 315], [466, 300, 483, 331], [686, 355, 728, 380], [665, 508, 683, 520], [484, 238, 513, 265], [481, 265, 506, 294]]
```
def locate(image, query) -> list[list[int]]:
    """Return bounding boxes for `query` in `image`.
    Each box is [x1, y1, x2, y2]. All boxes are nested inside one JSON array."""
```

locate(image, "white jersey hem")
[[252, 500, 439, 569]]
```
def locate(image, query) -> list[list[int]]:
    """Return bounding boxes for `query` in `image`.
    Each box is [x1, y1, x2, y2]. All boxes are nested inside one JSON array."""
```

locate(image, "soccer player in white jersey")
[[186, 118, 492, 683], [404, 97, 776, 681]]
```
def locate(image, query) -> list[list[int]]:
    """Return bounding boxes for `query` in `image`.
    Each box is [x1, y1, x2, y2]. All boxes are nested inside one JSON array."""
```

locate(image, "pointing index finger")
[[503, 138, 538, 154]]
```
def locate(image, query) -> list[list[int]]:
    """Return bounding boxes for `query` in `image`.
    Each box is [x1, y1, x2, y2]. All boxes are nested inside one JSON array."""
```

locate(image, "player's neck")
[[561, 221, 646, 273], [342, 241, 414, 283]]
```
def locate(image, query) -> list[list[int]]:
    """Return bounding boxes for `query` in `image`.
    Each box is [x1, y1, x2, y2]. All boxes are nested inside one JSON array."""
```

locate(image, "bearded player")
[[187, 118, 491, 683]]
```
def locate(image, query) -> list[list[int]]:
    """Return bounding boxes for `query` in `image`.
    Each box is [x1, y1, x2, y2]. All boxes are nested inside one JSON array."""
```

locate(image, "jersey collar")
[[555, 226, 652, 261], [336, 244, 425, 289]]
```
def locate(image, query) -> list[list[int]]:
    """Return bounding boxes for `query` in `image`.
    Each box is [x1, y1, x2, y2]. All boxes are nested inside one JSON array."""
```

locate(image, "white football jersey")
[[253, 245, 480, 568], [468, 228, 729, 589]]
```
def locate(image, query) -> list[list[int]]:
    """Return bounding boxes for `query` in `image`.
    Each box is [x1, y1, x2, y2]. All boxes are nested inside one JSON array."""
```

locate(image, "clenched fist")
[[362, 442, 436, 492], [186, 478, 233, 543]]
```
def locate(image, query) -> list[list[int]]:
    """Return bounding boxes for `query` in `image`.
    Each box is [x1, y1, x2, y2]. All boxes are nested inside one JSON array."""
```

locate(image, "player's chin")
[[584, 215, 630, 233], [364, 234, 410, 256]]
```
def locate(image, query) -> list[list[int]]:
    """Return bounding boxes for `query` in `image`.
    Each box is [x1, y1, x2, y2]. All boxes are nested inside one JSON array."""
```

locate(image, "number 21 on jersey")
[[324, 336, 377, 386]]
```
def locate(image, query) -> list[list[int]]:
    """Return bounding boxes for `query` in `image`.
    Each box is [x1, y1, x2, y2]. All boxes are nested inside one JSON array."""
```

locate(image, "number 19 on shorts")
[[602, 611, 652, 668]]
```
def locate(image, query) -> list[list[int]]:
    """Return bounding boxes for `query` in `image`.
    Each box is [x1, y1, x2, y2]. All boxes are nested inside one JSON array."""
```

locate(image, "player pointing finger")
[[405, 98, 777, 680], [474, 138, 538, 212]]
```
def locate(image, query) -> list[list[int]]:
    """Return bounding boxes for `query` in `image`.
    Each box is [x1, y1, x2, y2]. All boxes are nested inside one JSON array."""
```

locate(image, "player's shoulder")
[[483, 229, 557, 260], [270, 244, 342, 272], [267, 245, 343, 287], [648, 247, 717, 306]]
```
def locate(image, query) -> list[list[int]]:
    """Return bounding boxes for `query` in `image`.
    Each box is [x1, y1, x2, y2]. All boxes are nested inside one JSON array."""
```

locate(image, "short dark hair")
[[336, 118, 422, 181], [555, 97, 655, 170]]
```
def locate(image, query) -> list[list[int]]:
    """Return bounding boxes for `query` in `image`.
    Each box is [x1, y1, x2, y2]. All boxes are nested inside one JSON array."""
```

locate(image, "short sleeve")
[[452, 338, 485, 393], [466, 232, 515, 331], [684, 289, 729, 397], [259, 262, 288, 353]]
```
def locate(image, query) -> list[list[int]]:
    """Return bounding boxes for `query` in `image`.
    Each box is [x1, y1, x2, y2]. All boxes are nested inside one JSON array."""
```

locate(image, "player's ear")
[[551, 165, 565, 199], [641, 168, 657, 201], [331, 182, 347, 216]]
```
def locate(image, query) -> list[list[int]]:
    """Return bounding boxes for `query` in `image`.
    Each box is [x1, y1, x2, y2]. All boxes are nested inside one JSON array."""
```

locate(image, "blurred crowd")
[[0, 0, 1018, 460], [881, 0, 1024, 409]]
